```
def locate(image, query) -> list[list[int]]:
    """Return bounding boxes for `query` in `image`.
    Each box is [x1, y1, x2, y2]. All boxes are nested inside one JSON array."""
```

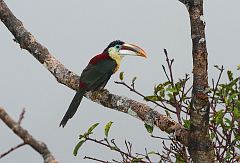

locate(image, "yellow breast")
[[109, 52, 122, 73]]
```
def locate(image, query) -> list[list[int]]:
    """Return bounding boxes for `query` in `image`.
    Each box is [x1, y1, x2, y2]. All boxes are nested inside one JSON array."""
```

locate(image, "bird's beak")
[[119, 43, 147, 58]]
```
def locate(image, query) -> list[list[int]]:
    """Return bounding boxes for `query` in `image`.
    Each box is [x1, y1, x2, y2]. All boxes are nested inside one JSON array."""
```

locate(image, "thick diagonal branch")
[[0, 107, 58, 163], [0, 0, 189, 146]]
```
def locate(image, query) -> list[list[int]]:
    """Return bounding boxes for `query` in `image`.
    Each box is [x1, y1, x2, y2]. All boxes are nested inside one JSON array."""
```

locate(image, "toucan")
[[60, 40, 147, 127]]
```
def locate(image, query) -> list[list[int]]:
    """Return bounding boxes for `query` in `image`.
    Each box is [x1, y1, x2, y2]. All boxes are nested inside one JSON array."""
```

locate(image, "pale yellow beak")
[[119, 43, 147, 58]]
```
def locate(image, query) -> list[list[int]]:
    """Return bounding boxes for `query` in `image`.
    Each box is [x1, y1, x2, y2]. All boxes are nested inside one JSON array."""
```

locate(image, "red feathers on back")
[[79, 82, 87, 88], [89, 53, 110, 65]]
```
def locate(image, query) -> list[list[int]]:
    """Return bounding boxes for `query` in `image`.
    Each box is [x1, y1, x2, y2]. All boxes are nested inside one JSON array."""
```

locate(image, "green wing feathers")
[[60, 59, 117, 127]]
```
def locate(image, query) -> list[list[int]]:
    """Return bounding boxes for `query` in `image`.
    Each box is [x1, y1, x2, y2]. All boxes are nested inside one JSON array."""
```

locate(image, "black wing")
[[80, 59, 117, 90]]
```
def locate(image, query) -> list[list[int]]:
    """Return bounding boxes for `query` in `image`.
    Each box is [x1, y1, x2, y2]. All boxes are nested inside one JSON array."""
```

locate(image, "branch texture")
[[185, 0, 215, 162], [0, 0, 189, 146], [0, 107, 58, 163]]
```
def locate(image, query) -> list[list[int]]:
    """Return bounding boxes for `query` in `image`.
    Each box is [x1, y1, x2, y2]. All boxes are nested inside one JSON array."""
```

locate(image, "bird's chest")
[[109, 53, 122, 73]]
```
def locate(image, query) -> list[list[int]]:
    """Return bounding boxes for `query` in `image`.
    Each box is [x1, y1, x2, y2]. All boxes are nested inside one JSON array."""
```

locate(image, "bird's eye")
[[115, 45, 120, 49]]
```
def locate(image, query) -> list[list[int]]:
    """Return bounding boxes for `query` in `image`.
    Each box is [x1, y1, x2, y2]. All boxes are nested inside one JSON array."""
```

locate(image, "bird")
[[59, 40, 147, 127]]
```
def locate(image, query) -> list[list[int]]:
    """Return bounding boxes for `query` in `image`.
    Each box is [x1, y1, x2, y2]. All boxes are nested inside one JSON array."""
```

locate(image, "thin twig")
[[164, 49, 182, 124], [17, 108, 26, 125], [210, 65, 224, 106], [162, 65, 170, 82], [84, 156, 111, 163], [115, 81, 176, 114], [85, 137, 148, 163], [0, 142, 26, 159], [151, 135, 170, 140]]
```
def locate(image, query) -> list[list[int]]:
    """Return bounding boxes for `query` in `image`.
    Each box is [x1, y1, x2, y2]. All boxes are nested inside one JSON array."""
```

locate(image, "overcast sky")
[[1, 0, 240, 162]]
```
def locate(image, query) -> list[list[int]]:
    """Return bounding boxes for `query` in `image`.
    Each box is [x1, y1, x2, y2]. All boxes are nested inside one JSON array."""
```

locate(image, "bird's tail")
[[59, 90, 85, 127]]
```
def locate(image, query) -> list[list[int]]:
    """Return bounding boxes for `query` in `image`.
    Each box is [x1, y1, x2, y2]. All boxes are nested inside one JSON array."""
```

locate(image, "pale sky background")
[[1, 0, 240, 162]]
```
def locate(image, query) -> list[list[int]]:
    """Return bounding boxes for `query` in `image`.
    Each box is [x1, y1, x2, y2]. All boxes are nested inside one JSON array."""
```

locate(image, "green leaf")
[[162, 81, 172, 86], [144, 123, 154, 134], [234, 133, 240, 141], [176, 153, 186, 163], [158, 89, 165, 99], [224, 149, 232, 160], [229, 93, 238, 101], [167, 93, 173, 99], [73, 140, 85, 156], [210, 132, 216, 140], [147, 151, 157, 155], [237, 101, 240, 108], [213, 109, 224, 125], [175, 81, 182, 92], [87, 123, 99, 134], [224, 118, 231, 127], [104, 121, 113, 137], [144, 95, 159, 101], [227, 78, 239, 88], [110, 146, 118, 150], [183, 119, 191, 129], [166, 86, 178, 93], [119, 72, 124, 81], [233, 108, 240, 119], [131, 158, 143, 162], [155, 82, 171, 92], [227, 70, 233, 81]]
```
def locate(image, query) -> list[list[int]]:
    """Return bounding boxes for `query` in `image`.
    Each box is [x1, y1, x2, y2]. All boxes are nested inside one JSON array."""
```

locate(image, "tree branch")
[[0, 142, 26, 159], [0, 0, 189, 146], [0, 107, 58, 163], [114, 81, 177, 114], [186, 0, 215, 162]]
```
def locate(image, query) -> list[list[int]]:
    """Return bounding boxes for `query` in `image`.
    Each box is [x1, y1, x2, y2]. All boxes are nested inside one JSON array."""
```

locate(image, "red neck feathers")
[[89, 53, 111, 65]]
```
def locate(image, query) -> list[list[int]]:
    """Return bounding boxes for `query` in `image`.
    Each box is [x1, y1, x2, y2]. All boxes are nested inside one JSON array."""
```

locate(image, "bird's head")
[[103, 40, 147, 59]]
